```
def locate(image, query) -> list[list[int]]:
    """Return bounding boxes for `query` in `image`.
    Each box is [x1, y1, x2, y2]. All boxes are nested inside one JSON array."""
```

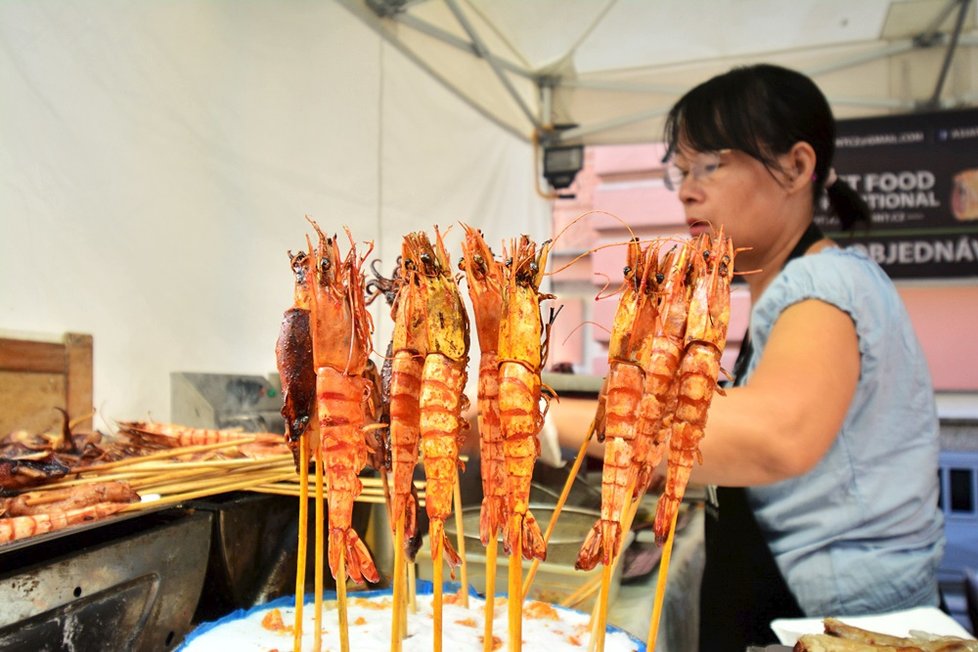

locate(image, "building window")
[[949, 468, 975, 514]]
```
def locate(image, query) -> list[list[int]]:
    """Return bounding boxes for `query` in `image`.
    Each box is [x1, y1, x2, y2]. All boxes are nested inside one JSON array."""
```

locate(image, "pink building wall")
[[549, 144, 978, 392]]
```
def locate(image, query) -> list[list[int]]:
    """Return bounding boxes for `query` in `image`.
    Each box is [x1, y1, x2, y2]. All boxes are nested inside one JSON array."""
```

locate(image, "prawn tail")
[[653, 495, 680, 547], [600, 519, 621, 566], [575, 521, 603, 571], [521, 510, 547, 562], [403, 489, 418, 540], [479, 495, 506, 546], [430, 518, 462, 569], [329, 528, 380, 585]]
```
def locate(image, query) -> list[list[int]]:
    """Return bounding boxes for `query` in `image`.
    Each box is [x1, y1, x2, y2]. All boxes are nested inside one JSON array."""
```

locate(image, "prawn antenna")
[[558, 320, 591, 348], [579, 320, 611, 338], [551, 210, 636, 248], [592, 272, 626, 302], [734, 267, 763, 278], [545, 236, 667, 278]]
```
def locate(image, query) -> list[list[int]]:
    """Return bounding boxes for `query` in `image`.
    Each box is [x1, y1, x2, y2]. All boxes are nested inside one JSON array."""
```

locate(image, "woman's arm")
[[692, 298, 859, 486], [551, 395, 607, 458], [550, 298, 860, 485]]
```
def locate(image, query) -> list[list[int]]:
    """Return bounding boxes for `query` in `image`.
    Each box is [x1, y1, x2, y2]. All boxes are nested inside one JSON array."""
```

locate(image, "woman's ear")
[[785, 141, 817, 193]]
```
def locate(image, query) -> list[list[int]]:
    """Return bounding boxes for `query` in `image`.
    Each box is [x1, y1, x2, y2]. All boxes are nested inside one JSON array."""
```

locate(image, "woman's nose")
[[678, 177, 700, 203]]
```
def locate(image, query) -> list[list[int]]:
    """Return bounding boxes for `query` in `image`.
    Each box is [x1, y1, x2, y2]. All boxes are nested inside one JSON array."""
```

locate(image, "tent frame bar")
[[346, 0, 978, 146], [442, 0, 541, 132], [390, 9, 532, 79]]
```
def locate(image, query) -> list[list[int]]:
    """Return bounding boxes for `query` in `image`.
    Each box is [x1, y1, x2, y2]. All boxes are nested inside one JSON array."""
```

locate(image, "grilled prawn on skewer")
[[415, 228, 470, 569], [388, 234, 429, 542], [307, 221, 379, 585], [498, 235, 555, 562], [654, 230, 735, 544], [0, 502, 130, 544], [2, 481, 138, 517], [576, 238, 659, 571], [276, 249, 318, 470], [632, 242, 694, 497], [459, 224, 508, 546]]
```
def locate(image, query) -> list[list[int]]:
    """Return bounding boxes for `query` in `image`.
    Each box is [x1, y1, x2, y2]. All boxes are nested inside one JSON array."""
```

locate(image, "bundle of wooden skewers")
[[272, 218, 736, 652], [0, 418, 428, 545]]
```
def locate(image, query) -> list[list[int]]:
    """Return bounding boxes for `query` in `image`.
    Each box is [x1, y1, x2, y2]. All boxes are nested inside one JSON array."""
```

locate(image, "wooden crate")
[[0, 332, 93, 434]]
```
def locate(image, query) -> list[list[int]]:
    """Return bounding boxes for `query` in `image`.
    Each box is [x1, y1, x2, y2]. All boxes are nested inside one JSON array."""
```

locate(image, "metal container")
[[417, 504, 632, 610], [444, 504, 607, 567], [0, 508, 212, 652]]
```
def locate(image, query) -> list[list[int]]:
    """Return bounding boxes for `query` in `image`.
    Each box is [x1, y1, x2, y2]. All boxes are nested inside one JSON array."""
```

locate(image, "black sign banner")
[[815, 107, 978, 279]]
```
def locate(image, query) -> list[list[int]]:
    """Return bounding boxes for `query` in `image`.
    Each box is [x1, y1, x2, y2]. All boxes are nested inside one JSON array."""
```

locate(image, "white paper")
[[771, 606, 976, 646]]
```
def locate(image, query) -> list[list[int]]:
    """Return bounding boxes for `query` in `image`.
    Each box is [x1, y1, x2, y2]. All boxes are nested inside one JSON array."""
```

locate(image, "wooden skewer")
[[433, 524, 444, 652], [137, 464, 289, 493], [128, 467, 236, 490], [101, 454, 292, 472], [453, 476, 469, 607], [586, 482, 642, 652], [560, 484, 643, 610], [78, 437, 262, 472], [135, 469, 289, 496], [268, 480, 424, 494], [248, 483, 425, 504], [314, 450, 325, 652], [35, 470, 164, 489], [294, 440, 309, 652], [380, 467, 393, 524], [523, 418, 596, 601], [589, 563, 614, 652], [20, 490, 81, 506], [121, 469, 295, 511], [249, 486, 410, 505], [646, 505, 680, 652], [407, 556, 417, 613], [507, 513, 523, 652], [390, 512, 406, 652], [31, 457, 295, 494], [483, 534, 498, 652], [273, 475, 427, 490], [337, 546, 350, 652]]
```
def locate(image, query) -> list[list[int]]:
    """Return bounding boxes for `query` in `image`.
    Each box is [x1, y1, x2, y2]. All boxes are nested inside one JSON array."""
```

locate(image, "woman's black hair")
[[662, 63, 870, 231]]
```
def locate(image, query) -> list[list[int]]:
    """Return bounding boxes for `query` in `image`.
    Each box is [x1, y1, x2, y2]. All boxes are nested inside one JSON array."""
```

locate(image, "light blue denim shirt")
[[741, 246, 945, 616]]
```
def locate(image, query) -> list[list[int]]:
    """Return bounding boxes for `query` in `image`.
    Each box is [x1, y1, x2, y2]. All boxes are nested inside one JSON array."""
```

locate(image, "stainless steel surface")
[[0, 508, 212, 651], [444, 503, 604, 567], [541, 371, 604, 395], [170, 371, 284, 433], [190, 492, 305, 621], [608, 504, 706, 652]]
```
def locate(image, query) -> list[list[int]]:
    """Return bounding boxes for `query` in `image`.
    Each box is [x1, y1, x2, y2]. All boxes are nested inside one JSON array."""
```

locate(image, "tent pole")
[[805, 40, 916, 77], [925, 0, 973, 109], [916, 0, 964, 47], [557, 107, 669, 143], [823, 96, 912, 109]]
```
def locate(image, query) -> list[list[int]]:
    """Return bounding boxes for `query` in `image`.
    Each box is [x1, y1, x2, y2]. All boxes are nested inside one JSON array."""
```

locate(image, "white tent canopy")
[[0, 1, 549, 424], [2, 1, 976, 425], [340, 0, 978, 147]]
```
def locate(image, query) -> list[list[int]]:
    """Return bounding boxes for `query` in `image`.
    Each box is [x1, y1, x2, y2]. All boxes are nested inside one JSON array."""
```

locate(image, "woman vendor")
[[550, 64, 946, 651]]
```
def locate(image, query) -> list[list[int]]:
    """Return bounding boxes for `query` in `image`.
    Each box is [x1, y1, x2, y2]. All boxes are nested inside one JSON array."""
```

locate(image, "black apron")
[[698, 222, 824, 652]]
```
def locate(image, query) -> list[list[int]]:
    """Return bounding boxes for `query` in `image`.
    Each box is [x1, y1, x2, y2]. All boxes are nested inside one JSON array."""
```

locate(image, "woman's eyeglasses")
[[663, 149, 730, 191]]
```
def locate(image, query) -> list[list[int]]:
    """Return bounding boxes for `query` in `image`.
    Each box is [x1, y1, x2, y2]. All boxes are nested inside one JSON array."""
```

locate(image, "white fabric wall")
[[0, 1, 549, 429]]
